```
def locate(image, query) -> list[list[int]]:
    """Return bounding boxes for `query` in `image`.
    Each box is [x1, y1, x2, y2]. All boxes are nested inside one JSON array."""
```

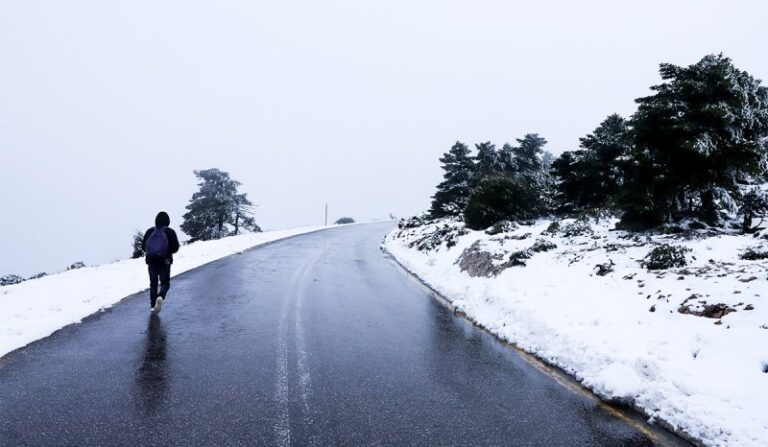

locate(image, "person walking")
[[142, 211, 180, 313]]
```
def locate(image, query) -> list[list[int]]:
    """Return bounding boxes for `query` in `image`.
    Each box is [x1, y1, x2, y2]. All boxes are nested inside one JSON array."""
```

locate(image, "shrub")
[[643, 244, 691, 270], [595, 260, 615, 276], [545, 218, 592, 237], [407, 224, 468, 252], [399, 215, 433, 230], [508, 249, 533, 266], [615, 210, 665, 231], [542, 221, 561, 235], [687, 220, 708, 230], [0, 274, 25, 286], [560, 219, 593, 237], [740, 247, 768, 260], [335, 217, 355, 224], [67, 262, 86, 271], [530, 239, 557, 252], [485, 220, 517, 235]]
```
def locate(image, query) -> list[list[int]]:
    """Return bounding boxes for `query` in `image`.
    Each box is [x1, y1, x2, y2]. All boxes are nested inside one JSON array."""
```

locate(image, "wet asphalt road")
[[0, 223, 685, 446]]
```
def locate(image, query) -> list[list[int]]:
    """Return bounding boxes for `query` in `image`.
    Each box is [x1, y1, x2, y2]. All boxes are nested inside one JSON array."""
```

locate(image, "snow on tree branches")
[[181, 169, 261, 242]]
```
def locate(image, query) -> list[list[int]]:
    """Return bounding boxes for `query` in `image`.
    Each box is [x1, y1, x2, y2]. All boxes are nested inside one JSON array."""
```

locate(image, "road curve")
[[0, 222, 687, 446]]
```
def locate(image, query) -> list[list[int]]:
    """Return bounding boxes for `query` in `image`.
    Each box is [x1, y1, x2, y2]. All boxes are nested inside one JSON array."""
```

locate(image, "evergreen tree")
[[463, 136, 553, 227], [231, 193, 261, 235], [551, 152, 579, 211], [553, 114, 632, 211], [621, 54, 768, 227], [132, 230, 145, 259], [473, 142, 500, 185], [464, 176, 542, 230], [499, 143, 518, 175], [537, 149, 558, 214], [429, 141, 475, 218], [540, 151, 555, 169], [512, 134, 547, 180], [738, 188, 768, 232], [181, 169, 260, 241]]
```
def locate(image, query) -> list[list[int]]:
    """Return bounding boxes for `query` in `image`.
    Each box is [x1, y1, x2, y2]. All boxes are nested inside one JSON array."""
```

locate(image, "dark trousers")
[[148, 262, 171, 307]]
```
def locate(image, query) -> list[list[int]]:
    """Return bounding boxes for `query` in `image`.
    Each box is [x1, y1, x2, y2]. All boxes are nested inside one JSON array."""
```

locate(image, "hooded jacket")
[[142, 212, 181, 265]]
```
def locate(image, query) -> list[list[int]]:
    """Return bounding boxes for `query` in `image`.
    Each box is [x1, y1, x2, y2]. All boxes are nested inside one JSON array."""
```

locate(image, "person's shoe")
[[154, 297, 164, 314]]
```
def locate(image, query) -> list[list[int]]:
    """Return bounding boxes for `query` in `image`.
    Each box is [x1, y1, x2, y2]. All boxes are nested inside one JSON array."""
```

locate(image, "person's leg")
[[148, 264, 159, 308], [158, 263, 171, 299]]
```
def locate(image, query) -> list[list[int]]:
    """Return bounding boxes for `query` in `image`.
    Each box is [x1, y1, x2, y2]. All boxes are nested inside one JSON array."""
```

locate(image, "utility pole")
[[324, 203, 328, 226]]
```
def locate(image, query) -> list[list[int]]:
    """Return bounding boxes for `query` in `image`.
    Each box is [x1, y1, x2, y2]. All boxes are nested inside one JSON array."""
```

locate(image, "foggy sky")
[[2, 0, 768, 277]]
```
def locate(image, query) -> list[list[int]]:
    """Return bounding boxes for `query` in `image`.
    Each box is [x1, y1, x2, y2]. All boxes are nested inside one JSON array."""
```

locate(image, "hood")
[[155, 211, 170, 228]]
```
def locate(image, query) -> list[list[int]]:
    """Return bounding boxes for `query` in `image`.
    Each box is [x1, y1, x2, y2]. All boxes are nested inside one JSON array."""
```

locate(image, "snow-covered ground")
[[385, 217, 768, 447], [0, 226, 327, 359]]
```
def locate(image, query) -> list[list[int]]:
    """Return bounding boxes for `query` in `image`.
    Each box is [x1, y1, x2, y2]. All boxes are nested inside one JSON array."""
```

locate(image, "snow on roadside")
[[0, 226, 327, 359], [384, 218, 768, 447]]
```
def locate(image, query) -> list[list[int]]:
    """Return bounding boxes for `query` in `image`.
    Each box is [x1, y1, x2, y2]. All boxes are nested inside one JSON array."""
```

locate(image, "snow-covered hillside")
[[384, 217, 768, 447], [0, 226, 327, 359]]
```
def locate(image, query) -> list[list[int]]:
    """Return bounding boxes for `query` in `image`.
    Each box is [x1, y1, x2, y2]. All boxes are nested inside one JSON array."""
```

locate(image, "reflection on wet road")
[[136, 315, 168, 416], [0, 223, 687, 446]]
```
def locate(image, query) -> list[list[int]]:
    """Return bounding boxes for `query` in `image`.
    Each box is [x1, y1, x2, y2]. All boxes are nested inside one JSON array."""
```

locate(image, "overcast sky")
[[2, 0, 768, 276]]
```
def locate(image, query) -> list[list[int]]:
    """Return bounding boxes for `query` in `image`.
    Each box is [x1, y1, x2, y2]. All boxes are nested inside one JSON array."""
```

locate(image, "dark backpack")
[[145, 227, 169, 258]]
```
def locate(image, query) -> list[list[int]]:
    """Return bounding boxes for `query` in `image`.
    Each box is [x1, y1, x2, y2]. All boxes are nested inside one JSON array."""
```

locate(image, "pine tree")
[[738, 188, 768, 232], [181, 169, 260, 241], [540, 151, 555, 169], [551, 152, 579, 211], [462, 136, 553, 228], [553, 114, 632, 212], [464, 176, 541, 230], [499, 143, 518, 175], [231, 193, 261, 235], [429, 141, 475, 218], [132, 230, 145, 259], [537, 149, 558, 214], [621, 54, 768, 227], [512, 134, 547, 180], [473, 142, 500, 185]]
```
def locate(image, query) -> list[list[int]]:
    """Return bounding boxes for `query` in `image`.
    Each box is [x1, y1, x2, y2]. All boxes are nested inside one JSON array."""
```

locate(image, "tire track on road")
[[273, 242, 329, 446]]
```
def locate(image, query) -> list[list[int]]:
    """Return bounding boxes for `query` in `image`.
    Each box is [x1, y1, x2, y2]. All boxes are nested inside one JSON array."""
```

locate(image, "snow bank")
[[0, 226, 327, 359], [385, 218, 768, 447]]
